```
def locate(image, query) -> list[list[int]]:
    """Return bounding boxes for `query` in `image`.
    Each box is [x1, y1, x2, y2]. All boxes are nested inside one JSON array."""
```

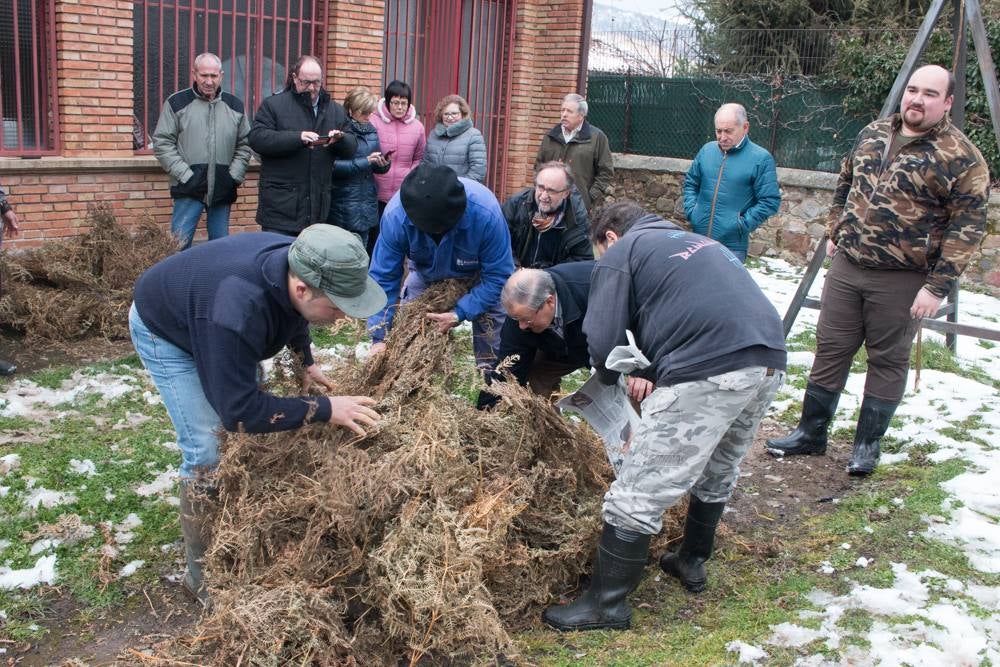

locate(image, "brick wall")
[[325, 0, 385, 102], [56, 0, 134, 157], [503, 0, 588, 197], [0, 0, 590, 248]]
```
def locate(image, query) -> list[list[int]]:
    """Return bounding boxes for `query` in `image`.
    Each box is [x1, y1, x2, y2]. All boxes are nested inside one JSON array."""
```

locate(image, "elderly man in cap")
[[367, 163, 515, 367], [129, 224, 386, 606]]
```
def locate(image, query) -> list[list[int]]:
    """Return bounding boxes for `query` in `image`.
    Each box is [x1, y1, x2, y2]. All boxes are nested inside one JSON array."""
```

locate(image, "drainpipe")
[[577, 0, 594, 94]]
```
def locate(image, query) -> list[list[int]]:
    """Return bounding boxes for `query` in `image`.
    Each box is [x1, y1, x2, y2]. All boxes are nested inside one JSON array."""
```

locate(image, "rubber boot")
[[659, 496, 725, 593], [766, 383, 840, 456], [846, 396, 897, 477], [542, 522, 651, 631], [178, 481, 214, 608], [0, 360, 15, 376]]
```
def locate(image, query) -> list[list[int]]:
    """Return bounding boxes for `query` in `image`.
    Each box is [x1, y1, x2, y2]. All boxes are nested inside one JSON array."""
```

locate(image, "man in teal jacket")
[[683, 103, 781, 262]]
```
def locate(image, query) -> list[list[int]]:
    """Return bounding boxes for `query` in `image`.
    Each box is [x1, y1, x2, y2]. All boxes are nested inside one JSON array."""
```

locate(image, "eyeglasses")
[[442, 111, 462, 118], [389, 99, 410, 108], [535, 183, 569, 196], [296, 76, 322, 88], [515, 305, 544, 328]]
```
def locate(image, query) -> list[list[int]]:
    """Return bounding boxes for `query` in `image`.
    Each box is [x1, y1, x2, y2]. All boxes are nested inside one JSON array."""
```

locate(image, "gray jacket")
[[585, 216, 786, 387], [153, 86, 252, 206], [424, 119, 487, 182]]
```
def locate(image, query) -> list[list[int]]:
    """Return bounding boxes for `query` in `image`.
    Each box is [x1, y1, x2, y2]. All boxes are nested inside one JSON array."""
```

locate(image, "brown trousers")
[[809, 253, 925, 402]]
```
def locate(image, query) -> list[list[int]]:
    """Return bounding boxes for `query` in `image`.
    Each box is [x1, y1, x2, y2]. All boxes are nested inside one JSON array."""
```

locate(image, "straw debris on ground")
[[157, 279, 679, 666], [0, 201, 176, 341]]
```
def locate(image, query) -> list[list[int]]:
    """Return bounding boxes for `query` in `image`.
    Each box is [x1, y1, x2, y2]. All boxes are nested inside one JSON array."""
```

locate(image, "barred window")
[[0, 0, 59, 156], [133, 0, 324, 151]]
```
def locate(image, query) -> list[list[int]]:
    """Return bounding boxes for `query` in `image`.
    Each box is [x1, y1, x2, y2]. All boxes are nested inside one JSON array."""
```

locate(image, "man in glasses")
[[476, 261, 595, 409], [250, 54, 357, 236], [502, 161, 593, 269]]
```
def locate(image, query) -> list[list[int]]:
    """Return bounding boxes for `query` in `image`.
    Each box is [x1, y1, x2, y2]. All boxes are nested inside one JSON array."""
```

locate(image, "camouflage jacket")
[[827, 114, 989, 298]]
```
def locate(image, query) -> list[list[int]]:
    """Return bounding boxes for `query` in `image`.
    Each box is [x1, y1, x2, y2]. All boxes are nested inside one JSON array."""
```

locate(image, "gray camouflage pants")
[[603, 366, 784, 535]]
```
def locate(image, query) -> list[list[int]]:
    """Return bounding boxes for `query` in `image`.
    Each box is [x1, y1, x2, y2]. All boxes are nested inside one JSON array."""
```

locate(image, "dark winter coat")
[[502, 185, 593, 268], [534, 120, 614, 209], [327, 118, 391, 235], [250, 87, 357, 235]]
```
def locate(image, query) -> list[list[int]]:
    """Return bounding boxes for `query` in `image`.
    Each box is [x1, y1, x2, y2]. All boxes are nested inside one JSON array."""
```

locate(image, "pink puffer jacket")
[[372, 98, 426, 203]]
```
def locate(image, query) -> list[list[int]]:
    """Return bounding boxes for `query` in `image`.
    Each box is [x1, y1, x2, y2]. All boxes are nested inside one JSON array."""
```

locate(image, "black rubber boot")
[[179, 481, 215, 608], [766, 383, 840, 456], [659, 496, 725, 593], [846, 396, 897, 477], [542, 522, 651, 631], [0, 359, 15, 376]]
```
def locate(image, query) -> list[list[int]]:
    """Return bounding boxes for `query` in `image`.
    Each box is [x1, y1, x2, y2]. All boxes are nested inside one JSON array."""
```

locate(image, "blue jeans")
[[401, 267, 504, 368], [129, 303, 222, 479], [171, 197, 231, 250]]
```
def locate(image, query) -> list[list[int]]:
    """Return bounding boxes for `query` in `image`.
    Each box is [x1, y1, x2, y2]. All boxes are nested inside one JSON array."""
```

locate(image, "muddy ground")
[[2, 335, 857, 666]]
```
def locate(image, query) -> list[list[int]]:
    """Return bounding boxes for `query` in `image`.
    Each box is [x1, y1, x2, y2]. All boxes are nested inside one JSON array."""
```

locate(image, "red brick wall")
[[56, 0, 134, 157], [502, 0, 588, 197], [325, 0, 386, 103], [0, 0, 590, 248]]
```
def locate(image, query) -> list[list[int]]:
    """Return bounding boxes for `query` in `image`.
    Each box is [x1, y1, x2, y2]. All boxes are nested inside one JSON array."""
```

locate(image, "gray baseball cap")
[[287, 224, 387, 318]]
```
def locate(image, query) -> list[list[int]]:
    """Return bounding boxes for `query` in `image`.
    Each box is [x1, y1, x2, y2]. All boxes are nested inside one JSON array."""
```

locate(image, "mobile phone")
[[311, 135, 333, 146], [382, 149, 396, 159]]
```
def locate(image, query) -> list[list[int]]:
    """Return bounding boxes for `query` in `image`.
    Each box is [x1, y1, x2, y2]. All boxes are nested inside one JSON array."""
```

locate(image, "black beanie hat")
[[400, 164, 467, 234]]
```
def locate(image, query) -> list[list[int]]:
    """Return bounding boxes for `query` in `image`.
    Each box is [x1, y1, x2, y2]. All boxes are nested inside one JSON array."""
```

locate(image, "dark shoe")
[[847, 396, 897, 477], [179, 481, 215, 608], [0, 359, 15, 376], [659, 496, 725, 593], [542, 522, 651, 631], [766, 383, 840, 457]]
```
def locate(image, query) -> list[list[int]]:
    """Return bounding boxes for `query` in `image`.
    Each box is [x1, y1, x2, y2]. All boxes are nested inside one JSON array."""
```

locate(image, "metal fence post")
[[624, 68, 633, 153]]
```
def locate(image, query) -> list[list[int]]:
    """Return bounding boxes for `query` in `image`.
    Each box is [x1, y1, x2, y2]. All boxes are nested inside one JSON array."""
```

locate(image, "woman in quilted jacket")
[[424, 94, 487, 183]]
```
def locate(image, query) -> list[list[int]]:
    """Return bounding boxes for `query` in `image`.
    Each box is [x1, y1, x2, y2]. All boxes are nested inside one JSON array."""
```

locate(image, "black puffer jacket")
[[501, 185, 593, 268], [328, 118, 390, 235], [250, 87, 357, 234]]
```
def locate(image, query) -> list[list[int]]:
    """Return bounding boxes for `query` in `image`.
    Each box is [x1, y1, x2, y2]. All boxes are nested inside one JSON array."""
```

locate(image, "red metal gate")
[[384, 0, 517, 194]]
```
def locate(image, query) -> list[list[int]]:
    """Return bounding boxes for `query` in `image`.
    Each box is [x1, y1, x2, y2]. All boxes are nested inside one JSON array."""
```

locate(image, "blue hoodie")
[[367, 177, 515, 342], [683, 135, 781, 256]]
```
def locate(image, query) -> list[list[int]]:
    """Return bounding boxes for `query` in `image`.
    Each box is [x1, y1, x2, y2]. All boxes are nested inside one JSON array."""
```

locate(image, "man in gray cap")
[[367, 163, 515, 367], [129, 224, 386, 606]]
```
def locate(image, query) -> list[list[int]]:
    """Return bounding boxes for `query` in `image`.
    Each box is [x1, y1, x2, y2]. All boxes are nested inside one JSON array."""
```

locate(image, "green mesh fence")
[[587, 72, 870, 173]]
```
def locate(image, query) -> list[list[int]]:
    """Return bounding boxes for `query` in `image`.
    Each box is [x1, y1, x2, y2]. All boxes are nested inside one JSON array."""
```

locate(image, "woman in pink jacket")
[[370, 80, 425, 255]]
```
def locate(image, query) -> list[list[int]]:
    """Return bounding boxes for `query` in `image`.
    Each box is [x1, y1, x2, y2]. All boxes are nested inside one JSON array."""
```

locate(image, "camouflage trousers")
[[603, 366, 784, 535]]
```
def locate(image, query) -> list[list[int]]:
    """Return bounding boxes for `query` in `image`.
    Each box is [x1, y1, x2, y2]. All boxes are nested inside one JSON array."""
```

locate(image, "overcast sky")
[[597, 0, 690, 23]]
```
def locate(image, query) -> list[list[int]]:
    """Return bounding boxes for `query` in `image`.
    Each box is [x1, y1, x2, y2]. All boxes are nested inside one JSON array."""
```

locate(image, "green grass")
[[518, 420, 997, 665], [1, 312, 997, 660], [0, 361, 181, 639]]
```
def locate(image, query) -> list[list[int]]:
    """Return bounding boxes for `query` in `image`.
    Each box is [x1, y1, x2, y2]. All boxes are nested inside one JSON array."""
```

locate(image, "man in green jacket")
[[153, 52, 252, 250], [535, 94, 614, 210], [683, 103, 781, 262]]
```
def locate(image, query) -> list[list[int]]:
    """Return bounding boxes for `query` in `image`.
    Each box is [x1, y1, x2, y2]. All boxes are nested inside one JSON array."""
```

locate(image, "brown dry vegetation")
[[153, 281, 682, 666], [0, 202, 177, 341]]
